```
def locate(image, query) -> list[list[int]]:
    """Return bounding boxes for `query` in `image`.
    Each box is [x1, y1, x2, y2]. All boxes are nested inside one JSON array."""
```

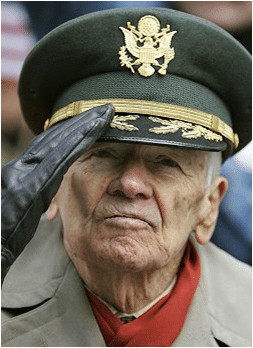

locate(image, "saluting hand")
[[1, 104, 114, 284]]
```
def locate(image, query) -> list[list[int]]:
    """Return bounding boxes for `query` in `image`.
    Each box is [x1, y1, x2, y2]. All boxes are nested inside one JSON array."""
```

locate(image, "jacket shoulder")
[[197, 241, 252, 347]]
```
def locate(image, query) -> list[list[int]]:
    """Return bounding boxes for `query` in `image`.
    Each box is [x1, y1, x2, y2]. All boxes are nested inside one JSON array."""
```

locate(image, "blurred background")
[[1, 1, 252, 265]]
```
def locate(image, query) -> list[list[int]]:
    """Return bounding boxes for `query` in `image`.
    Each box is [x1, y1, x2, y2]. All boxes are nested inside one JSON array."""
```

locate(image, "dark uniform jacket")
[[2, 216, 252, 347]]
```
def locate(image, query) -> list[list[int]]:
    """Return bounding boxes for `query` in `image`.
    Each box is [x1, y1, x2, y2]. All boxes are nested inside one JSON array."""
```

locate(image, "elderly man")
[[1, 7, 251, 347]]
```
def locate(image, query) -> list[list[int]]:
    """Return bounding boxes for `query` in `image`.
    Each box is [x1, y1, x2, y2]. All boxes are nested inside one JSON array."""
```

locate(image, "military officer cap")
[[18, 7, 252, 159]]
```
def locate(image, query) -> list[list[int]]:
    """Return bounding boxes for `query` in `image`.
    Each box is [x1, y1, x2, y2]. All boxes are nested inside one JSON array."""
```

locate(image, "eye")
[[156, 156, 179, 168]]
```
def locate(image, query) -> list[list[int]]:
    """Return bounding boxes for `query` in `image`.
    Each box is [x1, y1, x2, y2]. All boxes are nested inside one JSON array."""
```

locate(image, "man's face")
[[54, 143, 209, 275]]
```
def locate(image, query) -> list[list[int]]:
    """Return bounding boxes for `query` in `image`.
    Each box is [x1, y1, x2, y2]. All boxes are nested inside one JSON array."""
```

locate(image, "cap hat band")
[[45, 98, 239, 148]]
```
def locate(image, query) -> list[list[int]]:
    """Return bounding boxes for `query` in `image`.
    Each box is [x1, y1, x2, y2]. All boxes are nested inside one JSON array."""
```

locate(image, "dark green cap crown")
[[18, 7, 252, 157]]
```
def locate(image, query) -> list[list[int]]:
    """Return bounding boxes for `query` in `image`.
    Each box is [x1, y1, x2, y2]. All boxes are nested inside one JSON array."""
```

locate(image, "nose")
[[107, 161, 153, 199]]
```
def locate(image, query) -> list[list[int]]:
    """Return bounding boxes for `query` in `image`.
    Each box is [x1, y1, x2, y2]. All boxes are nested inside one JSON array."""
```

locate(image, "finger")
[[27, 103, 113, 187], [23, 104, 114, 158], [50, 103, 114, 165]]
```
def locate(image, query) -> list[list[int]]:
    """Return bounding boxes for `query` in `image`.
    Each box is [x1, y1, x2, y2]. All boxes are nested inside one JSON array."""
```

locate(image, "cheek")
[[67, 170, 108, 219], [58, 171, 109, 249], [70, 172, 93, 217], [158, 180, 205, 235]]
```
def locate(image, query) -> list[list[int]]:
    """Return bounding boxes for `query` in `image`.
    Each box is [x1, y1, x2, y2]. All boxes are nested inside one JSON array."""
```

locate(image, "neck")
[[76, 249, 185, 314]]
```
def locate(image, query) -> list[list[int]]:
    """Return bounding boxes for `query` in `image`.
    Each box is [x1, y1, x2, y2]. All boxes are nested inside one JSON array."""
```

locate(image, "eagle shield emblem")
[[119, 15, 177, 77]]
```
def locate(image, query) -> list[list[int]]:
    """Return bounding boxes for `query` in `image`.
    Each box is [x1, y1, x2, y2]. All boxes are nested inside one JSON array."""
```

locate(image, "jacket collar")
[[1, 249, 219, 347]]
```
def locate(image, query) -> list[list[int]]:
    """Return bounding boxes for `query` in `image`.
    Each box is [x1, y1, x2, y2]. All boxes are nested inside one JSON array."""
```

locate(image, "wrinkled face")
[[55, 143, 208, 274]]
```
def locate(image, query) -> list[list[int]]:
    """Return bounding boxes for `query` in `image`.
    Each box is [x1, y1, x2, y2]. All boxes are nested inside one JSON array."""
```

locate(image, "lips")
[[94, 202, 161, 231], [104, 213, 154, 228]]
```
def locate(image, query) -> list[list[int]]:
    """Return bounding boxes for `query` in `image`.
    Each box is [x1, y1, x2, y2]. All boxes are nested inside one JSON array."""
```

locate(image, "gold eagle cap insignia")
[[119, 15, 177, 77]]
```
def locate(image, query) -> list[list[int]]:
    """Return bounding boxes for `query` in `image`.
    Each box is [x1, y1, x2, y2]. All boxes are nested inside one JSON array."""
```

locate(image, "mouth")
[[104, 214, 154, 229]]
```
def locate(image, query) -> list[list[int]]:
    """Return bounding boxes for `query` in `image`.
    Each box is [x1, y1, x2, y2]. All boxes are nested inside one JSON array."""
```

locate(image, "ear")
[[45, 197, 59, 221], [195, 176, 228, 245]]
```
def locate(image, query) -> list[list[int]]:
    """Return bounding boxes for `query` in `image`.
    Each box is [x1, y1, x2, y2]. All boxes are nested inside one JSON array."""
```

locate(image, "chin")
[[89, 236, 169, 272]]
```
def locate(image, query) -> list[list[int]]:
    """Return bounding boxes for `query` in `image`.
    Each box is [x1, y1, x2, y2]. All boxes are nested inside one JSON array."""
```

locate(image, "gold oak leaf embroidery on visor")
[[110, 115, 140, 131], [149, 117, 223, 142]]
